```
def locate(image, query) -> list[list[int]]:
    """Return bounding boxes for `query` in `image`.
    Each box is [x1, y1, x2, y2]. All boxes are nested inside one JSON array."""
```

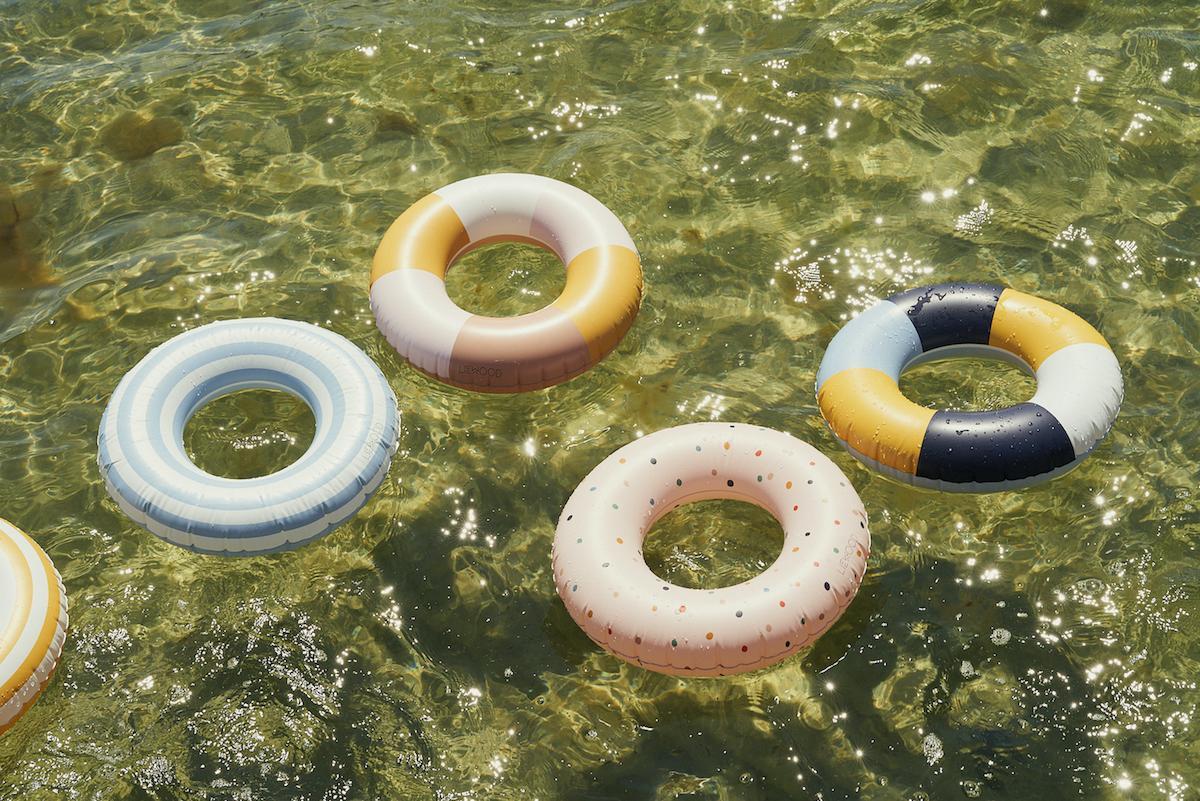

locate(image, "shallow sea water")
[[2, 0, 1199, 798]]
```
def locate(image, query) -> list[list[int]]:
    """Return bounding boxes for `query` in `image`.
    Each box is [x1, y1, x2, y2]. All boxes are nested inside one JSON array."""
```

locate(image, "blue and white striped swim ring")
[[98, 318, 399, 555]]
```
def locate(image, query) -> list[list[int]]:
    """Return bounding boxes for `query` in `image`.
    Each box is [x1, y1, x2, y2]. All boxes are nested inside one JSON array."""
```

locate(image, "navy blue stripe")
[[915, 402, 1076, 484], [887, 283, 1004, 351]]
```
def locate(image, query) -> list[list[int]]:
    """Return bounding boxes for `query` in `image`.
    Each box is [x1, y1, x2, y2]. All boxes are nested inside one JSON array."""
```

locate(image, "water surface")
[[2, 1, 1198, 799]]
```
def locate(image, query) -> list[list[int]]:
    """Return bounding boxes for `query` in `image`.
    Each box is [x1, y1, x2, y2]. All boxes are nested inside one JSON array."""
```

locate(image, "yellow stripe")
[[817, 368, 935, 475], [988, 288, 1109, 370], [551, 245, 643, 363], [0, 524, 61, 708], [370, 193, 470, 285]]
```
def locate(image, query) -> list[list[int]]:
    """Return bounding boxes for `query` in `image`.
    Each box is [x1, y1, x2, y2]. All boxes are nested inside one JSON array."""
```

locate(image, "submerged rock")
[[374, 108, 421, 141], [99, 110, 184, 161], [0, 183, 54, 288]]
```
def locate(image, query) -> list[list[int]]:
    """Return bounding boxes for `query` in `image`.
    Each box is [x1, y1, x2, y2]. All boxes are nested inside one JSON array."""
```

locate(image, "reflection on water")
[[184, 388, 316, 479], [643, 499, 785, 589], [2, 0, 1199, 798]]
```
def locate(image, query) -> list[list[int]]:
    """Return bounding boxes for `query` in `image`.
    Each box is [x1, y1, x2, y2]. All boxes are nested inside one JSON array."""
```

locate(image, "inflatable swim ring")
[[817, 282, 1123, 492], [553, 423, 869, 677], [1, 519, 67, 736], [98, 318, 399, 555], [371, 173, 642, 392]]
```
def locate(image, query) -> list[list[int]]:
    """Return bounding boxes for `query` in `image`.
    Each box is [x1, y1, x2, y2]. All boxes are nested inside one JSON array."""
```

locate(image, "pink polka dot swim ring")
[[552, 422, 870, 677]]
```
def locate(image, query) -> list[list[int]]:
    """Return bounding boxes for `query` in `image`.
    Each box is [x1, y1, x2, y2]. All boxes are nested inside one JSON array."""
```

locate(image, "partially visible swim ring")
[[816, 282, 1123, 492], [1, 519, 67, 736], [553, 423, 870, 677], [370, 173, 643, 393], [98, 318, 399, 555]]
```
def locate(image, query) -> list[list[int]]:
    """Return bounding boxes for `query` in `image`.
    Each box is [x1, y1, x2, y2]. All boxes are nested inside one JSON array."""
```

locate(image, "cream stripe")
[[0, 525, 31, 673], [0, 521, 51, 702], [370, 268, 471, 378], [0, 520, 67, 734], [436, 175, 541, 245]]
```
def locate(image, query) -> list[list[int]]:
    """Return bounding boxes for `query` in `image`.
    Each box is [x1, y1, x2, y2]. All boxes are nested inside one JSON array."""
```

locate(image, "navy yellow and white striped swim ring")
[[1, 519, 67, 736], [816, 283, 1123, 492], [98, 319, 399, 555]]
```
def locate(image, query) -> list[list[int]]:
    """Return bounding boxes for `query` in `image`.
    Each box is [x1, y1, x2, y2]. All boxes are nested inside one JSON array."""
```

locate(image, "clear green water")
[[2, 0, 1199, 798]]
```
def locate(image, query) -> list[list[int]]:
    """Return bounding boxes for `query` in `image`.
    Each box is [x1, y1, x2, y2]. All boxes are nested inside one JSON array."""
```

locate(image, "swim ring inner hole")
[[184, 388, 317, 479], [899, 344, 1037, 412], [177, 369, 323, 481], [443, 241, 565, 317], [629, 474, 805, 598], [642, 499, 785, 590]]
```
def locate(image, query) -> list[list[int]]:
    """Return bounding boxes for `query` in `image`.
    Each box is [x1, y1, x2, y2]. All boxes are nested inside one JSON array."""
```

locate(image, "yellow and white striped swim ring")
[[1, 518, 68, 736], [370, 173, 643, 393]]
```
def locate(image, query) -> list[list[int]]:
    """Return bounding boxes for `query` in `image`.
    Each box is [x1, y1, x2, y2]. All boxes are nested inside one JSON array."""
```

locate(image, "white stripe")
[[1029, 342, 1123, 458], [0, 540, 15, 656], [370, 269, 470, 378]]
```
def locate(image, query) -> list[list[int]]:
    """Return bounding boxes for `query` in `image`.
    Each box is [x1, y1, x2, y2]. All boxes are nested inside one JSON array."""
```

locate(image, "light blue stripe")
[[141, 322, 344, 461], [815, 300, 922, 390], [106, 340, 352, 505]]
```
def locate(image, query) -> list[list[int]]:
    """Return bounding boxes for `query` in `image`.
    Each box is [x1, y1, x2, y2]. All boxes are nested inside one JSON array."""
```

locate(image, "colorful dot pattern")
[[551, 422, 870, 677]]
